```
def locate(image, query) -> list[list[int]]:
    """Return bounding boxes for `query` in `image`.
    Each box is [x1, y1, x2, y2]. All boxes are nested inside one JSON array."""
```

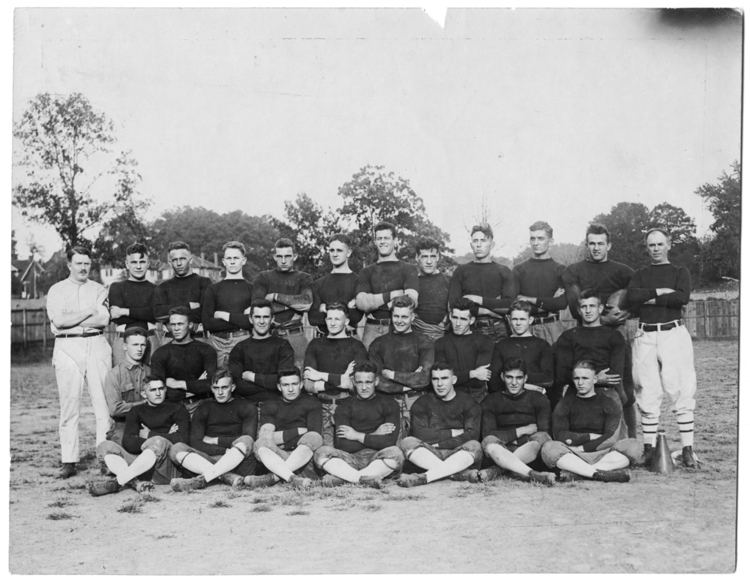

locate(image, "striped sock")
[[677, 413, 694, 447], [641, 419, 659, 447]]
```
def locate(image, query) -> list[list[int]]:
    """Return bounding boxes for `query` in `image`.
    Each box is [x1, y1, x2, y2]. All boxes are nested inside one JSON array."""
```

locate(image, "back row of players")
[[46, 220, 698, 492]]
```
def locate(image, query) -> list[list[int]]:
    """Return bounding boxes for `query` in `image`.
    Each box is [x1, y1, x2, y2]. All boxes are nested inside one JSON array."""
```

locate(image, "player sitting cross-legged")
[[314, 361, 405, 488], [89, 375, 188, 496], [480, 359, 555, 485], [168, 370, 257, 491], [244, 368, 323, 489]]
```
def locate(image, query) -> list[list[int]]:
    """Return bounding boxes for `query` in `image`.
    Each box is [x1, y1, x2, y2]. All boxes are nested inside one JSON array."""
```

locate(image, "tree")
[[591, 202, 651, 268], [336, 165, 453, 263], [13, 92, 149, 249], [696, 161, 741, 281]]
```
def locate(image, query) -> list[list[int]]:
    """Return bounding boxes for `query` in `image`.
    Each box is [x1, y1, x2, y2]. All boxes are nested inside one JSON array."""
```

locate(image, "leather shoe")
[[59, 463, 77, 479], [682, 446, 697, 468]]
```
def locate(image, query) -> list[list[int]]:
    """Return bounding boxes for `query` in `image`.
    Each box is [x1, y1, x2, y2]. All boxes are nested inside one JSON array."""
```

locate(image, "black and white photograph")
[[6, 3, 742, 575]]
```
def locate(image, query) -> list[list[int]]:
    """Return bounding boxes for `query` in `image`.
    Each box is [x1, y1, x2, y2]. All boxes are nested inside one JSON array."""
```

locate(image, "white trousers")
[[52, 336, 112, 463]]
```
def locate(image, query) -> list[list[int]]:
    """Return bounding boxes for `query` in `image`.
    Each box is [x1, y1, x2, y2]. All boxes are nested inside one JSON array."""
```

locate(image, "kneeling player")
[[314, 361, 404, 488], [480, 359, 555, 485], [397, 362, 483, 487], [169, 370, 257, 491], [245, 368, 323, 489], [541, 360, 640, 482], [89, 376, 188, 496]]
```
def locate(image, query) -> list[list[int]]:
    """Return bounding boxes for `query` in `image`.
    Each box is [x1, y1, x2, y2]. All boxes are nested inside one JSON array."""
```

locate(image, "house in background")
[[11, 254, 46, 299]]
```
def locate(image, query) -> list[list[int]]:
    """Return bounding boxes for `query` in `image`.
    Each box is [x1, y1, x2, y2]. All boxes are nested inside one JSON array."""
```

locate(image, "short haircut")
[[390, 294, 415, 313], [373, 221, 397, 239], [66, 245, 91, 261], [508, 300, 533, 315], [586, 223, 610, 243], [168, 241, 191, 253], [325, 301, 349, 318], [578, 289, 602, 304], [501, 358, 528, 375], [415, 238, 441, 255], [278, 367, 302, 381], [529, 221, 553, 238], [450, 297, 478, 318], [222, 240, 246, 256], [328, 233, 353, 248], [645, 227, 671, 242], [470, 224, 494, 239], [352, 361, 378, 376], [123, 326, 148, 341], [274, 238, 295, 251], [572, 359, 597, 373], [430, 361, 455, 376], [211, 369, 233, 385], [168, 305, 193, 322], [125, 242, 148, 257], [143, 374, 165, 389], [250, 299, 273, 314]]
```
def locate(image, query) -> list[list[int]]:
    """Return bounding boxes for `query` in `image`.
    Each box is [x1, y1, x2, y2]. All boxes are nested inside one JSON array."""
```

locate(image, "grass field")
[[8, 339, 738, 574]]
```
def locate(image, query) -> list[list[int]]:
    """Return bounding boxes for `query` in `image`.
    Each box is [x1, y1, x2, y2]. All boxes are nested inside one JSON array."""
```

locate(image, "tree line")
[[13, 93, 740, 294]]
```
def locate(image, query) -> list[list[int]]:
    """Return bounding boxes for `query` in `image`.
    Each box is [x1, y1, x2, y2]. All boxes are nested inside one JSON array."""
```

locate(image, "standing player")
[[314, 361, 405, 487], [397, 362, 483, 487], [489, 300, 553, 394], [108, 242, 157, 365], [150, 306, 218, 415], [561, 223, 637, 435], [244, 368, 323, 488], [227, 300, 296, 404], [90, 376, 188, 496], [169, 370, 258, 491], [252, 238, 313, 368], [309, 233, 363, 337], [202, 241, 253, 368], [480, 359, 555, 485], [412, 238, 450, 343], [368, 295, 434, 436], [433, 298, 495, 404], [303, 303, 368, 445], [153, 241, 211, 346], [46, 245, 112, 478], [513, 221, 570, 344], [627, 228, 698, 467], [541, 360, 640, 482], [355, 222, 419, 349], [448, 224, 517, 342], [103, 326, 149, 445]]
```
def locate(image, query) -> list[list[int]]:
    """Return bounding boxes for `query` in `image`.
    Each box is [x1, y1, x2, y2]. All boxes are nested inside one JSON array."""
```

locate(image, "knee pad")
[[398, 436, 421, 457], [299, 431, 323, 451]]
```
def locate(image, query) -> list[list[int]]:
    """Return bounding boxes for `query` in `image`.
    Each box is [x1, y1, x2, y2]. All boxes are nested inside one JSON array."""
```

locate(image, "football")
[[606, 288, 628, 311]]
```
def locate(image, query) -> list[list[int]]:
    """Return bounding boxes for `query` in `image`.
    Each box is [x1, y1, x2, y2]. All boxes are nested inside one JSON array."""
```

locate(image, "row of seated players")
[[89, 355, 641, 496]]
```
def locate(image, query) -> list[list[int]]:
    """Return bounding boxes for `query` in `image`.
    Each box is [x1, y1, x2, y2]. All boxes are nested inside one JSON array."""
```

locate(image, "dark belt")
[[366, 318, 391, 326], [534, 313, 559, 325], [275, 324, 304, 336], [639, 319, 683, 332], [119, 329, 157, 338], [211, 330, 249, 339], [56, 330, 104, 338]]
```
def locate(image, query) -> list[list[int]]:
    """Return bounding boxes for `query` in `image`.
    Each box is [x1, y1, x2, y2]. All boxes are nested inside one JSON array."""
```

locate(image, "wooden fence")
[[10, 298, 739, 350]]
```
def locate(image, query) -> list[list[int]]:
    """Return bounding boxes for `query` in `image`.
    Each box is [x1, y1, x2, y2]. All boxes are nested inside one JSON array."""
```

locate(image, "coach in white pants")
[[46, 246, 112, 479]]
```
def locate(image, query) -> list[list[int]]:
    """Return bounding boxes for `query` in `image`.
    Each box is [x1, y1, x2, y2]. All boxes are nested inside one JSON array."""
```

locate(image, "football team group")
[[44, 218, 698, 496]]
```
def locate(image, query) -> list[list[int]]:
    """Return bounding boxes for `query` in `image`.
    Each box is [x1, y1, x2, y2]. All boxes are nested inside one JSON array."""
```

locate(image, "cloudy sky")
[[11, 7, 742, 260]]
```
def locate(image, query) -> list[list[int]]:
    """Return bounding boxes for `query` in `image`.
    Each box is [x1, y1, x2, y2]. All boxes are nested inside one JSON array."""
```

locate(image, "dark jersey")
[[410, 392, 481, 450], [227, 336, 295, 403], [108, 279, 156, 328], [153, 273, 212, 324], [252, 269, 313, 325], [303, 336, 368, 396], [259, 393, 323, 450], [551, 389, 625, 452], [481, 390, 551, 442], [627, 263, 691, 324], [202, 279, 253, 333], [562, 259, 634, 319], [333, 393, 401, 453], [150, 340, 218, 402], [368, 331, 434, 394], [512, 258, 567, 315], [434, 332, 495, 393], [189, 398, 258, 456], [416, 272, 450, 324], [448, 262, 518, 313], [122, 401, 190, 454], [489, 336, 553, 391], [356, 260, 419, 320], [554, 326, 625, 390], [309, 272, 363, 330]]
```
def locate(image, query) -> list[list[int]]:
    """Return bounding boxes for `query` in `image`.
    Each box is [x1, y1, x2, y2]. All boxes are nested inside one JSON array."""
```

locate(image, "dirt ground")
[[8, 340, 738, 574]]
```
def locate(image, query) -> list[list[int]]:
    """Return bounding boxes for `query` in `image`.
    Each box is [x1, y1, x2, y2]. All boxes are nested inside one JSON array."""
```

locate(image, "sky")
[[10, 7, 742, 260]]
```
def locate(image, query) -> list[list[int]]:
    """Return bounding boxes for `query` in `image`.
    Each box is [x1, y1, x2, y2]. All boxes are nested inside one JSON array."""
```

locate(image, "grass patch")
[[360, 503, 382, 512], [286, 509, 309, 516], [47, 499, 74, 508], [209, 500, 231, 508], [139, 493, 161, 503], [382, 492, 426, 501], [117, 500, 144, 514], [46, 512, 74, 520], [252, 504, 272, 512]]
